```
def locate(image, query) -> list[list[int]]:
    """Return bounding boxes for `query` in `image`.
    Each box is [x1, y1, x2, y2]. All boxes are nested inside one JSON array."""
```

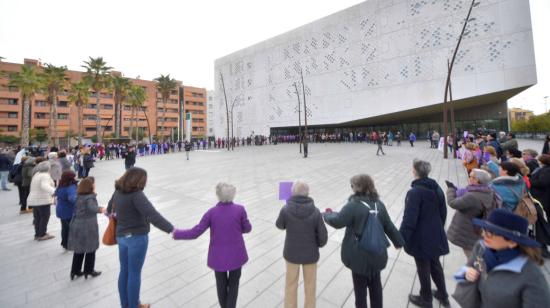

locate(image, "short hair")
[[350, 174, 379, 200], [484, 146, 496, 156], [465, 142, 476, 150], [508, 132, 515, 138], [509, 157, 530, 176], [77, 177, 95, 195], [116, 167, 147, 193], [58, 171, 77, 187], [291, 181, 309, 197], [216, 182, 236, 203], [58, 151, 67, 158], [538, 154, 550, 166], [413, 159, 431, 178], [471, 169, 492, 184], [522, 149, 538, 158], [500, 161, 521, 177], [34, 161, 50, 173], [507, 148, 522, 158]]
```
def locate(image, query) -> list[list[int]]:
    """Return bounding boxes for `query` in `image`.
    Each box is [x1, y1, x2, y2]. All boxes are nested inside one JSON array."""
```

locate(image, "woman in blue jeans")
[[107, 167, 174, 308]]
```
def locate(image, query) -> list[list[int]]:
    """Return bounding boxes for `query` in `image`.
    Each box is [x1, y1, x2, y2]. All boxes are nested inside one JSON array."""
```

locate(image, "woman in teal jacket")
[[323, 174, 403, 308], [489, 162, 526, 211]]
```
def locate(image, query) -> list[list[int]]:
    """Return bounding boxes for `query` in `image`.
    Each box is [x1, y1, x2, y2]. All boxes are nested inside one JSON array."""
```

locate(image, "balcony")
[[0, 118, 19, 125]]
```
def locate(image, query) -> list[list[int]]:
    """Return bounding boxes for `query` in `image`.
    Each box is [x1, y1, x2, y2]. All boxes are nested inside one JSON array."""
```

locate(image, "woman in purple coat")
[[173, 182, 252, 308]]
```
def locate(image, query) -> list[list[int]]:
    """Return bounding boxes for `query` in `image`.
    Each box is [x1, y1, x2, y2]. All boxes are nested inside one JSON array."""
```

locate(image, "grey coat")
[[461, 241, 550, 308], [68, 194, 101, 253], [276, 195, 328, 264], [58, 157, 72, 172], [446, 185, 496, 250]]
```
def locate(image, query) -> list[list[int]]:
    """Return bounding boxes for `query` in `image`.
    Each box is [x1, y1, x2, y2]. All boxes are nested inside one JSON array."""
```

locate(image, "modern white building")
[[206, 90, 215, 136], [213, 0, 536, 137]]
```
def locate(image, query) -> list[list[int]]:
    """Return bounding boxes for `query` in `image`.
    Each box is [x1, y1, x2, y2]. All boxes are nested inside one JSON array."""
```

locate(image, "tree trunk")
[[142, 107, 152, 145], [95, 89, 102, 144], [78, 104, 83, 146], [21, 97, 31, 147], [160, 98, 167, 141], [115, 97, 120, 139], [52, 91, 59, 147]]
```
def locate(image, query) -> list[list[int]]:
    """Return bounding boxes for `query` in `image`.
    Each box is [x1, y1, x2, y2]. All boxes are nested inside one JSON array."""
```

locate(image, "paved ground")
[[1, 139, 548, 308]]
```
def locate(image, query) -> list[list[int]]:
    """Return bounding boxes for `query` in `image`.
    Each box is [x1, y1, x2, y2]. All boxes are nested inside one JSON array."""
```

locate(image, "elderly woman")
[[27, 161, 56, 241], [323, 174, 403, 308], [173, 183, 251, 308], [481, 145, 499, 178], [462, 142, 479, 175], [276, 181, 328, 308], [509, 157, 532, 189], [57, 151, 72, 173], [446, 169, 498, 258], [490, 162, 526, 211], [55, 171, 78, 250], [68, 177, 105, 280], [453, 209, 550, 307], [107, 167, 174, 308], [400, 160, 449, 308]]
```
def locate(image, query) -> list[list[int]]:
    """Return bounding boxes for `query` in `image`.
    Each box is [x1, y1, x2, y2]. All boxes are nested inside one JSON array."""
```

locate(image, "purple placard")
[[279, 182, 293, 201]]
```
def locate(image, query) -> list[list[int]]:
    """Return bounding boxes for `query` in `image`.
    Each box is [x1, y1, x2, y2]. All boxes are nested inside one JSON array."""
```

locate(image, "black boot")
[[409, 294, 433, 308]]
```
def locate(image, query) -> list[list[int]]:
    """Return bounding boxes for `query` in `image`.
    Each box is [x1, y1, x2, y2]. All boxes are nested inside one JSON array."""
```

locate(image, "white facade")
[[214, 0, 536, 137], [206, 90, 215, 136]]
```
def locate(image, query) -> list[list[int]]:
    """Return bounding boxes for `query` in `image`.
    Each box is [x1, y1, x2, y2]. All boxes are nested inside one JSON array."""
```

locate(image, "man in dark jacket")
[[124, 147, 136, 170], [276, 181, 327, 308], [400, 159, 449, 308], [184, 141, 192, 160]]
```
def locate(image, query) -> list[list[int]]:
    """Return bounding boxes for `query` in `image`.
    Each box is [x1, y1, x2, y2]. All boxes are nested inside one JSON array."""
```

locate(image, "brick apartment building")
[[0, 58, 207, 143]]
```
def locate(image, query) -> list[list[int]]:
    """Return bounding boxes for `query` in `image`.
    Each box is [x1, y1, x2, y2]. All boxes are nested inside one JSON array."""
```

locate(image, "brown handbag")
[[102, 203, 117, 245]]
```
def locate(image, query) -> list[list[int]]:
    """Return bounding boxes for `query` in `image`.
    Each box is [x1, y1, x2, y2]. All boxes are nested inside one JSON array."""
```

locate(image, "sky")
[[1, 0, 548, 114]]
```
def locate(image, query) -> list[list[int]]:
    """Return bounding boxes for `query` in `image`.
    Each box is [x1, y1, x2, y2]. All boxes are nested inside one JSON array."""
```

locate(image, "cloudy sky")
[[1, 0, 548, 114]]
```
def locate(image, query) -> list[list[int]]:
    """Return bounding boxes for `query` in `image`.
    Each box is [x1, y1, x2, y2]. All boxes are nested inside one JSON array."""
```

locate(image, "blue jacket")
[[55, 184, 77, 219], [400, 178, 449, 259], [490, 175, 525, 211]]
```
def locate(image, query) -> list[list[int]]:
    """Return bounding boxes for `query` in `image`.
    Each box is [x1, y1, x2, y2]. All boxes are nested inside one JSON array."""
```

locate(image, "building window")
[[58, 101, 68, 107], [35, 100, 47, 107], [58, 113, 69, 119], [8, 125, 17, 131], [8, 112, 17, 118], [35, 113, 48, 119], [8, 86, 19, 92], [85, 127, 96, 132], [101, 104, 113, 110], [191, 92, 204, 98], [88, 104, 97, 109]]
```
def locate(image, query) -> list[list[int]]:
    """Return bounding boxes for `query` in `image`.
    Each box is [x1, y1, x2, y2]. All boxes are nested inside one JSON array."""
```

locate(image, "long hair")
[[116, 167, 147, 193], [77, 177, 95, 195], [519, 245, 544, 266], [350, 174, 379, 200], [58, 171, 77, 187]]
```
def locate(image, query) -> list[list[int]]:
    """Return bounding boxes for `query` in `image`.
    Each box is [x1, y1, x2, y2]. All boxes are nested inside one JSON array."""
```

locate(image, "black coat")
[[531, 165, 550, 216], [276, 195, 328, 264], [400, 178, 449, 259], [125, 151, 136, 167]]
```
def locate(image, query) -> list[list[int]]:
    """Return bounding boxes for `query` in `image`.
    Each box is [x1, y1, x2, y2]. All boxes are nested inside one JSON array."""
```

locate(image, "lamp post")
[[443, 0, 480, 159], [300, 68, 308, 158], [220, 73, 230, 151], [293, 82, 302, 154]]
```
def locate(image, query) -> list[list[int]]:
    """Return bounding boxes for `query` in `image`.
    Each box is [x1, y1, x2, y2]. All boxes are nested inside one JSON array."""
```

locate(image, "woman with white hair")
[[173, 182, 252, 308], [445, 168, 500, 259], [276, 181, 328, 308], [48, 152, 62, 186], [27, 161, 56, 241]]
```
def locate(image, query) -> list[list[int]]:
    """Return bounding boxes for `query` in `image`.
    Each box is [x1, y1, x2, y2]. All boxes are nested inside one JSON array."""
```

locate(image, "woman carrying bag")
[[453, 209, 550, 307]]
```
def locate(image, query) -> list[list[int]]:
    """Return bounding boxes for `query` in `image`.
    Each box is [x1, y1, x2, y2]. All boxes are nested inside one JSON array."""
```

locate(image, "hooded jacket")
[[276, 195, 328, 264], [490, 175, 526, 211], [400, 177, 449, 259]]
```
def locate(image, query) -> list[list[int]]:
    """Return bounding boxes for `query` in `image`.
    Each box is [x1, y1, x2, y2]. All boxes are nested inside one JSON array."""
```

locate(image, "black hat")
[[472, 209, 540, 247]]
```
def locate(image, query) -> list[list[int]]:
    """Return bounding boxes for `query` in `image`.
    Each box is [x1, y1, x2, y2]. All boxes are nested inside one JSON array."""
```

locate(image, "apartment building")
[[0, 58, 207, 143]]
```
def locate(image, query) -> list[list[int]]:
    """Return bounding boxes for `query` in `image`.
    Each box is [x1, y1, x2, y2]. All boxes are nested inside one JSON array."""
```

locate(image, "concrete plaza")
[[1, 140, 548, 308]]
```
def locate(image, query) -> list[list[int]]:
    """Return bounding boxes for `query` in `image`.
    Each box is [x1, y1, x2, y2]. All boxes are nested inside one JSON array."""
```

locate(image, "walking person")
[[125, 146, 136, 170], [67, 177, 105, 280], [173, 182, 252, 308], [0, 149, 12, 191], [81, 148, 94, 178], [445, 169, 499, 259], [276, 181, 328, 308], [27, 161, 56, 241], [58, 151, 72, 172], [453, 209, 550, 307], [400, 159, 450, 308], [323, 174, 404, 308], [396, 131, 402, 146], [55, 171, 77, 250], [107, 167, 174, 308], [409, 132, 416, 147], [184, 141, 192, 160], [375, 132, 385, 156]]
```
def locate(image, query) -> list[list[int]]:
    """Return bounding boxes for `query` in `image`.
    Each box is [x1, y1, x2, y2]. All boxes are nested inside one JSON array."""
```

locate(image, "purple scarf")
[[456, 184, 493, 198]]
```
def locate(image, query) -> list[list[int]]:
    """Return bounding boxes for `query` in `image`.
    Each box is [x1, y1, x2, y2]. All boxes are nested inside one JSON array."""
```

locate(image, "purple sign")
[[279, 182, 293, 201]]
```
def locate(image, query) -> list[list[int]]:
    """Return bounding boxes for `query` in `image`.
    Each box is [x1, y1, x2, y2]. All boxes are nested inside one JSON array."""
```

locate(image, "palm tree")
[[68, 81, 90, 145], [82, 57, 112, 144], [41, 64, 67, 147], [154, 74, 177, 141], [8, 65, 43, 146], [127, 85, 147, 143], [111, 76, 131, 138]]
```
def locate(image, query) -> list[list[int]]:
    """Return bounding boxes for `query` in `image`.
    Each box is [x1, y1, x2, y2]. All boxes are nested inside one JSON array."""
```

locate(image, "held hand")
[[325, 208, 333, 213], [98, 207, 106, 214], [465, 267, 480, 282]]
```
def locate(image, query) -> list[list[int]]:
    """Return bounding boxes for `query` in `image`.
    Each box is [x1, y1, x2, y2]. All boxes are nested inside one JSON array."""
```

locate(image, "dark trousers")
[[60, 219, 71, 248], [71, 251, 96, 274], [414, 257, 448, 302], [214, 268, 242, 308], [33, 206, 50, 237], [20, 185, 30, 211], [352, 271, 382, 308], [376, 144, 385, 155]]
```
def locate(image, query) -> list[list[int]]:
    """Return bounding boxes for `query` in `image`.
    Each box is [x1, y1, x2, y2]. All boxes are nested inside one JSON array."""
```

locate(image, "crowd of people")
[[0, 132, 549, 308]]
